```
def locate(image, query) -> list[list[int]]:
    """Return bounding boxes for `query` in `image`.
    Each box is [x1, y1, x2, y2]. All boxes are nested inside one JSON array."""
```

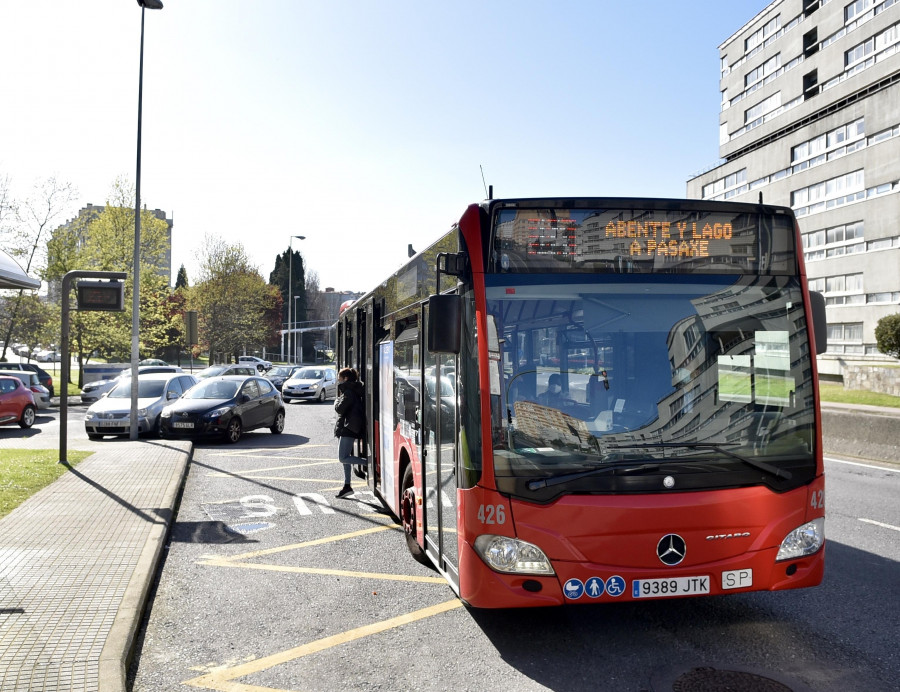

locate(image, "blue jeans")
[[338, 435, 365, 485]]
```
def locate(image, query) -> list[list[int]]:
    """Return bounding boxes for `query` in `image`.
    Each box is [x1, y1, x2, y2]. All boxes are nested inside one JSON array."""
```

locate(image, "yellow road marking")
[[221, 525, 399, 561], [183, 599, 462, 690], [206, 460, 336, 477], [195, 559, 446, 583]]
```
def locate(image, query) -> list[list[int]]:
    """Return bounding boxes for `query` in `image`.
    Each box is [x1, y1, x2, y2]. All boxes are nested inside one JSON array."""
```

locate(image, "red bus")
[[337, 197, 827, 608]]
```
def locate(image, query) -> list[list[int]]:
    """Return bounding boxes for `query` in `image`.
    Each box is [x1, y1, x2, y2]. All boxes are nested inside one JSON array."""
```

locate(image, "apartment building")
[[48, 203, 173, 301], [687, 0, 900, 376]]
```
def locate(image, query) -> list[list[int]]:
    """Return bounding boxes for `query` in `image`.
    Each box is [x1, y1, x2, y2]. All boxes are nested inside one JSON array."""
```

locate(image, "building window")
[[867, 236, 900, 251], [791, 170, 865, 216], [867, 292, 900, 304], [824, 273, 865, 305], [745, 16, 781, 53], [802, 221, 866, 262], [845, 36, 875, 66], [827, 322, 864, 354], [745, 54, 782, 88], [702, 169, 747, 200], [844, 0, 873, 23], [745, 92, 782, 124]]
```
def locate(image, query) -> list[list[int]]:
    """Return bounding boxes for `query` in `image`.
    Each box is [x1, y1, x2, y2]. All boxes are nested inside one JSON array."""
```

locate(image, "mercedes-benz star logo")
[[657, 534, 686, 566]]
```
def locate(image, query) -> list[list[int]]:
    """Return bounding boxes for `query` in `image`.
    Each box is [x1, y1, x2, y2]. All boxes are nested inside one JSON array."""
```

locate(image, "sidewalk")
[[0, 434, 192, 691]]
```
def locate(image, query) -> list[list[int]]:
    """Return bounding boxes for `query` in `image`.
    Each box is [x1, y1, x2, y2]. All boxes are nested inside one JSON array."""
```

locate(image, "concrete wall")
[[822, 404, 900, 464]]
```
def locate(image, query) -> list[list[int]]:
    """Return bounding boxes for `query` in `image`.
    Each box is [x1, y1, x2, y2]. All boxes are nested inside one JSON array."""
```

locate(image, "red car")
[[0, 375, 37, 428]]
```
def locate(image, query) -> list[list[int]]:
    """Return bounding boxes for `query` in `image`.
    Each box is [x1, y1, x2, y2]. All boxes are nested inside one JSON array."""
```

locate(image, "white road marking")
[[858, 518, 900, 532], [824, 457, 900, 473]]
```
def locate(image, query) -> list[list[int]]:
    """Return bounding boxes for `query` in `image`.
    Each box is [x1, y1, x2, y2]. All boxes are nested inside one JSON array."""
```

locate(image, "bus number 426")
[[478, 504, 506, 525]]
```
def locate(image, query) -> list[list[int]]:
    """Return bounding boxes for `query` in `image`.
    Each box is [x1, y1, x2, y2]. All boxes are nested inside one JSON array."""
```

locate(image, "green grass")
[[819, 382, 900, 408], [0, 449, 91, 519]]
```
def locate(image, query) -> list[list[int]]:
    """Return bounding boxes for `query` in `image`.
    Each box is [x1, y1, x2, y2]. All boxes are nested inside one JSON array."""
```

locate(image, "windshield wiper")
[[620, 442, 793, 480], [526, 462, 658, 490]]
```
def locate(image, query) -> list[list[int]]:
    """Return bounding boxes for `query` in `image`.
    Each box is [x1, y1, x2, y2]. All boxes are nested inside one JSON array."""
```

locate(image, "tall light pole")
[[287, 234, 305, 363], [130, 0, 163, 440], [294, 295, 302, 363]]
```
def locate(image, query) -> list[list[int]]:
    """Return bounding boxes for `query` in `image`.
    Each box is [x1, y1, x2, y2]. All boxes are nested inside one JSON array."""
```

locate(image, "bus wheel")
[[400, 465, 429, 565]]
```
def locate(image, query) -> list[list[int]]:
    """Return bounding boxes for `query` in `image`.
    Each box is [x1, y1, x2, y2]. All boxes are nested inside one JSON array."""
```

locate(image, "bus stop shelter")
[[0, 249, 41, 290]]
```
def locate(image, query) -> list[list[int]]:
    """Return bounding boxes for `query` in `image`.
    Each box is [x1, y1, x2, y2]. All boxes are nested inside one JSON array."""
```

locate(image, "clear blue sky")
[[0, 1, 769, 293]]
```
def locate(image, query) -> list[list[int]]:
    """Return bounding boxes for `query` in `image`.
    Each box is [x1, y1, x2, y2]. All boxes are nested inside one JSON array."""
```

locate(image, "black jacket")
[[334, 380, 365, 439]]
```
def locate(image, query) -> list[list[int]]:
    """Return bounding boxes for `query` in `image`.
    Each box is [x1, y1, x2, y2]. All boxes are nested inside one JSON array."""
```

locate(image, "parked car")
[[159, 375, 285, 443], [195, 364, 258, 379], [238, 356, 272, 372], [0, 362, 53, 398], [81, 365, 183, 404], [0, 375, 36, 428], [35, 349, 63, 363], [139, 358, 169, 367], [0, 370, 51, 409], [83, 372, 199, 439], [281, 366, 337, 403], [265, 365, 302, 391]]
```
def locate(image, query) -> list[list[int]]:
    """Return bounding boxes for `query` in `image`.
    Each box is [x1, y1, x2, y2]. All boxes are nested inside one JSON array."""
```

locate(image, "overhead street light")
[[287, 235, 305, 363], [130, 0, 164, 440]]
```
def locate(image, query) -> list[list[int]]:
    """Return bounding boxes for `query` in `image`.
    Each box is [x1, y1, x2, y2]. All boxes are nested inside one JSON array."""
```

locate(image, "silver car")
[[195, 364, 258, 379], [80, 365, 184, 404], [84, 372, 198, 439], [282, 367, 337, 403]]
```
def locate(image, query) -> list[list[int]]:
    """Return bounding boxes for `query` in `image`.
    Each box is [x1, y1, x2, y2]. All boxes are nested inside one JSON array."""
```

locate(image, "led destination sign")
[[493, 206, 797, 275], [604, 220, 732, 259]]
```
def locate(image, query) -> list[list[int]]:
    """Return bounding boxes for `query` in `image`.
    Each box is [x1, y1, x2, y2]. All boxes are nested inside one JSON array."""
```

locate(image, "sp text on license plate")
[[632, 576, 710, 598], [172, 421, 194, 429]]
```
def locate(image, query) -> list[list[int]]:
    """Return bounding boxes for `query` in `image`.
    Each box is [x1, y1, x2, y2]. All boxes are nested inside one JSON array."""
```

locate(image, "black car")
[[159, 375, 285, 443], [0, 362, 53, 397], [265, 365, 301, 391]]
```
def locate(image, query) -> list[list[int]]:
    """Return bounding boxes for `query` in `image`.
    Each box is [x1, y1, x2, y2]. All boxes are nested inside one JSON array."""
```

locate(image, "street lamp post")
[[294, 295, 302, 363], [287, 234, 305, 363], [130, 0, 164, 440]]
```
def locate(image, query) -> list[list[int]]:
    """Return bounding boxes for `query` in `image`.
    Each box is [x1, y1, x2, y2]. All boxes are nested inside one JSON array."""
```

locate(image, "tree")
[[175, 264, 189, 290], [0, 293, 59, 358], [874, 313, 900, 359], [194, 236, 281, 362], [44, 178, 176, 384], [269, 247, 305, 330], [301, 269, 325, 361], [0, 177, 76, 360]]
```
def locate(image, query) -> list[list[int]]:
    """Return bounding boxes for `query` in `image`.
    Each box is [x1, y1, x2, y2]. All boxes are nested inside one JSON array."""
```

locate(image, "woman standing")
[[333, 367, 366, 498]]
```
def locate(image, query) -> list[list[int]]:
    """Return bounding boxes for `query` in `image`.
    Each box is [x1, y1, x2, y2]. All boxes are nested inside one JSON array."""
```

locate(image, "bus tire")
[[400, 464, 429, 566]]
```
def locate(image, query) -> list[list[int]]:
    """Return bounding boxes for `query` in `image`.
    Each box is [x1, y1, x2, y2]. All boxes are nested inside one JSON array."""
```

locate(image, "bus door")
[[358, 298, 378, 492], [421, 300, 460, 588]]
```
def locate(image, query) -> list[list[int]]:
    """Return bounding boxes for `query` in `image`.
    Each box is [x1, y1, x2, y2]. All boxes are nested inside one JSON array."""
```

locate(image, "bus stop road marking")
[[205, 474, 345, 483], [194, 558, 447, 584], [182, 599, 463, 691], [206, 524, 402, 561], [205, 460, 336, 477], [206, 445, 332, 458]]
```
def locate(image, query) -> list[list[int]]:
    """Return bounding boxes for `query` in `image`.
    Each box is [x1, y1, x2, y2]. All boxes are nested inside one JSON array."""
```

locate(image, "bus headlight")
[[473, 535, 554, 575], [776, 518, 825, 561]]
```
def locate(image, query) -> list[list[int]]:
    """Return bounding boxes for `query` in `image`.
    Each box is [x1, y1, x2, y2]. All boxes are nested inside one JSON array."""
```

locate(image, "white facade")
[[687, 0, 900, 375]]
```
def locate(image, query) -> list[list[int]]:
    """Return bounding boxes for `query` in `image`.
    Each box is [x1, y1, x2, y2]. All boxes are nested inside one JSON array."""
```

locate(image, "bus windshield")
[[486, 273, 817, 497]]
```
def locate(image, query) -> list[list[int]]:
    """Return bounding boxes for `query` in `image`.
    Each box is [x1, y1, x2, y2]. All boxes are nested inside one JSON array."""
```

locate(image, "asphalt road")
[[38, 398, 898, 691]]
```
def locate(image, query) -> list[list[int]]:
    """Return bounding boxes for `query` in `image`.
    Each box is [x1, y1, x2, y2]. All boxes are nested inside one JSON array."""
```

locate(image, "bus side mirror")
[[809, 291, 827, 354], [428, 294, 461, 354]]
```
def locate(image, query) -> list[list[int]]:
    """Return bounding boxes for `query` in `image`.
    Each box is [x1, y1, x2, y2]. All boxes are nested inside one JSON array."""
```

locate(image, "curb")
[[97, 443, 193, 692]]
